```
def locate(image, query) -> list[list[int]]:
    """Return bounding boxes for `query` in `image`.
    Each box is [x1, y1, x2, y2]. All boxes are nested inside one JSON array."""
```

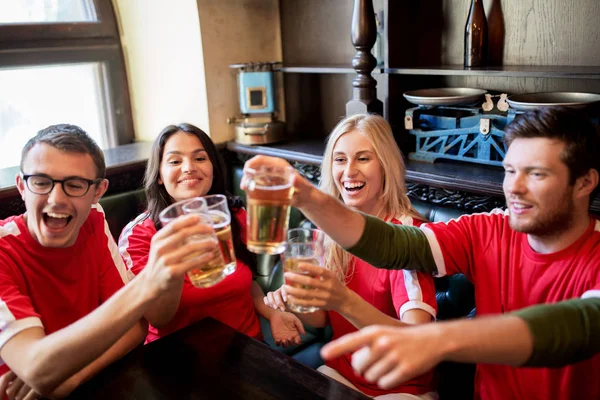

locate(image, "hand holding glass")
[[183, 195, 236, 275], [282, 228, 326, 313], [244, 165, 294, 255], [159, 198, 226, 288]]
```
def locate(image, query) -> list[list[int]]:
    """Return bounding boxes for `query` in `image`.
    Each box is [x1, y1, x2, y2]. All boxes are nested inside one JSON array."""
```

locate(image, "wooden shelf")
[[281, 64, 384, 74], [385, 65, 600, 79], [227, 139, 504, 197]]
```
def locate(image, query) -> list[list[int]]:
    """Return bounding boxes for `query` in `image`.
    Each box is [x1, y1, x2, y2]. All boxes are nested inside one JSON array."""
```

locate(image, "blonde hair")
[[319, 113, 423, 281]]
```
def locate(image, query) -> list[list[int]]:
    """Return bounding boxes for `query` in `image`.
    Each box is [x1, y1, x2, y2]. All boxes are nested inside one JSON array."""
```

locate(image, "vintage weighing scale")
[[403, 89, 600, 167], [228, 61, 286, 145]]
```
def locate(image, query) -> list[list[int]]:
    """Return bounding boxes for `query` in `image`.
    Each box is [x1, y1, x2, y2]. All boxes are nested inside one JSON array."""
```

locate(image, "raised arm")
[[242, 156, 364, 248], [0, 215, 216, 396], [242, 156, 438, 274], [119, 219, 185, 328]]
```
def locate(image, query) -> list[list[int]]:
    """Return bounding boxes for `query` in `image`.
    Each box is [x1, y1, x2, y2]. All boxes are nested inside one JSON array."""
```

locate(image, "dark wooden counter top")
[[69, 317, 370, 400]]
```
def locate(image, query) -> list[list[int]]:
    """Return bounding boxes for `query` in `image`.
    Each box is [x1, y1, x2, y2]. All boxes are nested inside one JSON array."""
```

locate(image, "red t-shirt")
[[422, 210, 600, 400], [119, 208, 261, 342], [0, 205, 127, 376], [326, 216, 437, 397]]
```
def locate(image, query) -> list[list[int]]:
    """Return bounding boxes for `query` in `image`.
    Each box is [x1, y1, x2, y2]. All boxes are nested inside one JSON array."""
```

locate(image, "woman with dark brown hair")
[[119, 123, 304, 345]]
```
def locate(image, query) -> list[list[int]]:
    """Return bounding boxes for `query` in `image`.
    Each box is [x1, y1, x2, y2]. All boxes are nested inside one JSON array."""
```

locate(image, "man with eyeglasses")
[[0, 124, 217, 399]]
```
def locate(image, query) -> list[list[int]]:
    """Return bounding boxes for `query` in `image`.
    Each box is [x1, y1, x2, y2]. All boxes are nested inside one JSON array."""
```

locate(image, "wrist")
[[301, 185, 324, 213], [128, 273, 161, 307], [260, 304, 278, 319], [436, 321, 463, 362], [337, 287, 357, 315]]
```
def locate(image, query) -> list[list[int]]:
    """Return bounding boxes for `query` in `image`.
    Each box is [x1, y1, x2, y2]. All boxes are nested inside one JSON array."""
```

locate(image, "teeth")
[[344, 182, 365, 189], [180, 178, 199, 183], [47, 212, 70, 218]]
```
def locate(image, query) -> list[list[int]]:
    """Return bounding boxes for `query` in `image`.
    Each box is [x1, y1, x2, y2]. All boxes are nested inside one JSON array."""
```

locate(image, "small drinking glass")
[[282, 228, 326, 313], [159, 198, 226, 288], [244, 165, 295, 255], [184, 194, 236, 276]]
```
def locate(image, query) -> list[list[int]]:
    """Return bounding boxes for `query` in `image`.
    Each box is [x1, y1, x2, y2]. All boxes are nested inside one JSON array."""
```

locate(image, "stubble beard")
[[508, 197, 574, 238]]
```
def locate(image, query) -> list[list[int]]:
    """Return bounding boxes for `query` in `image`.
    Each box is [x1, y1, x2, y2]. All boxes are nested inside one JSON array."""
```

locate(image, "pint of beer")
[[244, 165, 294, 254], [159, 198, 226, 288], [282, 228, 325, 313], [184, 195, 236, 276]]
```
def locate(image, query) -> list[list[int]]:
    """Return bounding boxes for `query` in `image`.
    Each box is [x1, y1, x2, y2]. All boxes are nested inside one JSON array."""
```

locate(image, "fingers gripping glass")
[[22, 174, 101, 197]]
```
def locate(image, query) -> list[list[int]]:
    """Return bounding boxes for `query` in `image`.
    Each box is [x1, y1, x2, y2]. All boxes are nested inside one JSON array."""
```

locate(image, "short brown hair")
[[504, 107, 600, 185], [20, 124, 106, 178]]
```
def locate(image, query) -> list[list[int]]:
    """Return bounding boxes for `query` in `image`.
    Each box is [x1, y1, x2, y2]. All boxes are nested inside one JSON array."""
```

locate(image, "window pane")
[[0, 63, 109, 169], [0, 0, 96, 24]]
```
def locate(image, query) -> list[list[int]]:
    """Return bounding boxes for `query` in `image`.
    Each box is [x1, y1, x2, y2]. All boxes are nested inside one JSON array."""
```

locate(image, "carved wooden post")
[[346, 0, 383, 116]]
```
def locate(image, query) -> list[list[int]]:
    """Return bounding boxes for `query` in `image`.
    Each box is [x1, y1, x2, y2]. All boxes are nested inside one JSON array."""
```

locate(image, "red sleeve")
[[0, 254, 43, 350], [420, 210, 505, 280], [389, 269, 437, 320], [118, 214, 156, 276], [90, 205, 127, 303], [389, 217, 437, 320]]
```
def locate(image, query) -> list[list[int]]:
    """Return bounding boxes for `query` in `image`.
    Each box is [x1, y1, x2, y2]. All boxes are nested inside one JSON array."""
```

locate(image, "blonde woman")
[[264, 114, 438, 399]]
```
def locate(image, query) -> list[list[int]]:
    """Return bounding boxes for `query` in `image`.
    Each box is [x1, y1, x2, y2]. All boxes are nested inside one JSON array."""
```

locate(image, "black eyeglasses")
[[21, 174, 102, 198]]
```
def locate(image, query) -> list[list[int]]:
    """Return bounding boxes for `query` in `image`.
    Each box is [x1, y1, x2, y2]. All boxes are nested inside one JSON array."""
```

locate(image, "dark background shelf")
[[282, 65, 384, 74], [385, 65, 600, 79], [227, 139, 505, 197]]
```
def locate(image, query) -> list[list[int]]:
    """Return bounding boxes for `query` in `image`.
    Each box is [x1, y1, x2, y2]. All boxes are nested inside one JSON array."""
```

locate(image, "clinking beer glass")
[[282, 228, 326, 313], [159, 198, 226, 288], [244, 165, 294, 255], [183, 195, 236, 276]]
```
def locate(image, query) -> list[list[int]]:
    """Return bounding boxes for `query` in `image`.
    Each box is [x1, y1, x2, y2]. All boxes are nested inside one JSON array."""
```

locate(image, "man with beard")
[[241, 107, 600, 400]]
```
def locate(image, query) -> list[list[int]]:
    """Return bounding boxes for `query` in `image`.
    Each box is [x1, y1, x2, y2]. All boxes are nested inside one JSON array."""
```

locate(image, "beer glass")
[[282, 228, 325, 313], [159, 198, 226, 288], [184, 195, 236, 276], [244, 165, 294, 254]]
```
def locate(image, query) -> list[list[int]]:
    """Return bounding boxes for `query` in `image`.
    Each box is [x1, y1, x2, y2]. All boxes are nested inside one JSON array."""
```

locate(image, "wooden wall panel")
[[437, 0, 600, 66]]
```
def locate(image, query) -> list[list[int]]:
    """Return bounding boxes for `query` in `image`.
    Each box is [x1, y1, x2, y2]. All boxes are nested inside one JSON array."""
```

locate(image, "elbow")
[[18, 363, 63, 397], [144, 313, 172, 329]]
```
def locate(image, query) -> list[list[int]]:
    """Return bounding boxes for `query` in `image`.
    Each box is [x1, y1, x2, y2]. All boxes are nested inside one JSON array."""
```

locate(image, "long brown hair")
[[144, 123, 256, 272], [320, 114, 423, 281]]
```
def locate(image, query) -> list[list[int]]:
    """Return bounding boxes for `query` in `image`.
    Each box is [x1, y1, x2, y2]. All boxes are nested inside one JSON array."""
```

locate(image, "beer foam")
[[253, 183, 292, 191], [209, 210, 230, 229]]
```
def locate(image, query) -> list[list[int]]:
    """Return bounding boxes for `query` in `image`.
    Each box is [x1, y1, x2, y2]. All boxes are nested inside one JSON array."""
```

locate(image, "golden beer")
[[210, 210, 236, 274], [246, 180, 293, 254], [185, 244, 226, 288], [283, 257, 321, 313]]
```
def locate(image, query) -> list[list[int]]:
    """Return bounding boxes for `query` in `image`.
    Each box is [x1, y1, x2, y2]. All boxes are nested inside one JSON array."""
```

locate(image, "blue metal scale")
[[404, 106, 517, 167]]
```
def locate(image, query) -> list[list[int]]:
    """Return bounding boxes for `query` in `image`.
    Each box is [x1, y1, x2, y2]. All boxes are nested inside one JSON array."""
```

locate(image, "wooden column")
[[346, 0, 383, 116]]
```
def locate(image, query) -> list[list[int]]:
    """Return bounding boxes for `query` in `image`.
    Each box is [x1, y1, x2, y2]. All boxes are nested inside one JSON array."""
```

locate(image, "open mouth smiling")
[[343, 182, 365, 192], [43, 211, 72, 229]]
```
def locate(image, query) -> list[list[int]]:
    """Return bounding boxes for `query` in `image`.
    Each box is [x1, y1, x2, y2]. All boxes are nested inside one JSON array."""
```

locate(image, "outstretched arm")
[[321, 297, 600, 389], [242, 156, 365, 248], [242, 156, 437, 274]]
